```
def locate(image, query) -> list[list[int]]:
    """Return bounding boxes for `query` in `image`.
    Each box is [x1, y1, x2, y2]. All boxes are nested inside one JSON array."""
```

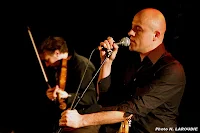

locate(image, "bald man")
[[58, 8, 186, 133]]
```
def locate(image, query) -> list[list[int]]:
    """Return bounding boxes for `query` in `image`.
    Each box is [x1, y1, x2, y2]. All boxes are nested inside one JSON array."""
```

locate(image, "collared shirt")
[[99, 43, 186, 133]]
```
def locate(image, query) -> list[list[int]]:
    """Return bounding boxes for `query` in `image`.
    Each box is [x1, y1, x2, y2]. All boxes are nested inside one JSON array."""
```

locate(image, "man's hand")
[[46, 85, 71, 101], [59, 109, 83, 128], [98, 36, 119, 63]]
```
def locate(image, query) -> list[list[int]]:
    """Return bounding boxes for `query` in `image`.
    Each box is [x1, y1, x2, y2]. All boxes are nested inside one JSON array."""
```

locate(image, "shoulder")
[[73, 52, 96, 69], [157, 53, 184, 71], [155, 53, 186, 83]]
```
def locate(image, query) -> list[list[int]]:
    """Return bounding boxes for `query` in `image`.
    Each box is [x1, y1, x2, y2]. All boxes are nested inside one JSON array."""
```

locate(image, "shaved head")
[[128, 8, 167, 54], [135, 8, 166, 35]]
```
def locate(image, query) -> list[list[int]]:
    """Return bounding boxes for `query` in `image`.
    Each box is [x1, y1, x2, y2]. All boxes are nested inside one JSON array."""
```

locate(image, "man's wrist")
[[80, 114, 87, 127]]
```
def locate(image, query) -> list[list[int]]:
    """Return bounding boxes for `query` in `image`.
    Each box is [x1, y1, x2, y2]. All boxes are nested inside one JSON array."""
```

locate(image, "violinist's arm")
[[46, 85, 71, 101]]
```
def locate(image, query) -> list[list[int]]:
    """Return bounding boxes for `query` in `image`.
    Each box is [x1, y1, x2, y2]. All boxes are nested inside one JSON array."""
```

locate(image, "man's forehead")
[[132, 15, 149, 28], [132, 17, 141, 26]]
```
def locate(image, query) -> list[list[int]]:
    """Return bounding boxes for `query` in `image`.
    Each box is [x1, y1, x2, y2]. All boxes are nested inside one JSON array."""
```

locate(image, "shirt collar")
[[147, 43, 166, 64]]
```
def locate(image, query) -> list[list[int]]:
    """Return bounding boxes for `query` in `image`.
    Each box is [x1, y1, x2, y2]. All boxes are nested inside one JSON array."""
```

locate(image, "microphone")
[[100, 37, 130, 51], [99, 37, 130, 57], [115, 37, 130, 47]]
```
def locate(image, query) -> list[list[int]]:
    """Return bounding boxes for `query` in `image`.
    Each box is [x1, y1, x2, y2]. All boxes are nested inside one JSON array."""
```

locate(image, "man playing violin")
[[39, 36, 101, 133]]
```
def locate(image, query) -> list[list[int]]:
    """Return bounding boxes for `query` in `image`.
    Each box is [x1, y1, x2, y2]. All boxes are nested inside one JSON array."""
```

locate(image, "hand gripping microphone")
[[100, 37, 130, 57], [100, 37, 130, 50]]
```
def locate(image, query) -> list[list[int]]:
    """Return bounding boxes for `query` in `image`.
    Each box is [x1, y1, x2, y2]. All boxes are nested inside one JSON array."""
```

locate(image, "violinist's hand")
[[98, 36, 119, 63], [59, 109, 83, 128], [46, 85, 71, 101]]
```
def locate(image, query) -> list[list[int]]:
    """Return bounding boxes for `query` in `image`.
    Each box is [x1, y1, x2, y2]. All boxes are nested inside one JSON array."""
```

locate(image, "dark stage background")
[[1, 1, 199, 133]]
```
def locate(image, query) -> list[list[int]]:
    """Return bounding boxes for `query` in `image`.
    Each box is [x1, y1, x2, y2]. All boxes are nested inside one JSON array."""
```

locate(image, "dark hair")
[[39, 36, 69, 55]]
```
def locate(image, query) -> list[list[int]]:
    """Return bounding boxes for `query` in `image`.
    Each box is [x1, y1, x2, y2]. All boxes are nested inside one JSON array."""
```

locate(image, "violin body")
[[118, 120, 129, 133], [118, 117, 132, 133], [58, 58, 68, 110]]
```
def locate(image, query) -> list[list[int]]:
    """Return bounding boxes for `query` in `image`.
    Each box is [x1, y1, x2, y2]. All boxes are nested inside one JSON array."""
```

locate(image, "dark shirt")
[[98, 47, 141, 106], [45, 51, 100, 133], [99, 44, 186, 133], [46, 51, 100, 115]]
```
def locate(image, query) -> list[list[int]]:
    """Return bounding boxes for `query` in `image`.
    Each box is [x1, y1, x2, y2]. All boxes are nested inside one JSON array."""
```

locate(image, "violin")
[[57, 58, 68, 110], [118, 120, 129, 133], [118, 114, 132, 133]]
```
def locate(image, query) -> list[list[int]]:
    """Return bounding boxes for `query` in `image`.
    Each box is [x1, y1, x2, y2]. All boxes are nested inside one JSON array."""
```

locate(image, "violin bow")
[[27, 26, 51, 88]]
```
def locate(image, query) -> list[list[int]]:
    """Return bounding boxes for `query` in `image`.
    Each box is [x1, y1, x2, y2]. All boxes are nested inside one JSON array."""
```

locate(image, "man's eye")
[[136, 27, 142, 31]]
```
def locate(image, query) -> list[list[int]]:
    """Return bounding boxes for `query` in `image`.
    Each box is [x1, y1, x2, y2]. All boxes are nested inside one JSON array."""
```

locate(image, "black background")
[[1, 1, 199, 133]]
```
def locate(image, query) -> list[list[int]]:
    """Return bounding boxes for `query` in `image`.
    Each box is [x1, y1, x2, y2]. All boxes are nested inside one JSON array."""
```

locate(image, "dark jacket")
[[46, 51, 100, 120]]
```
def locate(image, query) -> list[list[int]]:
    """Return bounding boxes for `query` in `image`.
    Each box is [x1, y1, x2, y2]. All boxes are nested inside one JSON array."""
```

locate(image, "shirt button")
[[134, 78, 136, 81]]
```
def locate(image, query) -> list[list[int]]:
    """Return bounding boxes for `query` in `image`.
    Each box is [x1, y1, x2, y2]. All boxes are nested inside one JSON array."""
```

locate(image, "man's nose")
[[128, 30, 135, 36]]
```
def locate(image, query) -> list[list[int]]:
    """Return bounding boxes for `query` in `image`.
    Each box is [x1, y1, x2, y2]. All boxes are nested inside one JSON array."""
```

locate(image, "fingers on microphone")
[[100, 42, 106, 49], [107, 37, 115, 49], [100, 37, 115, 50], [104, 40, 112, 49], [107, 36, 114, 43], [113, 43, 119, 49], [98, 46, 102, 51]]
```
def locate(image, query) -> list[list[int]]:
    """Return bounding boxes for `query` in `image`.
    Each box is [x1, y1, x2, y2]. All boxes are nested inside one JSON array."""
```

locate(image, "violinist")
[[38, 36, 101, 133]]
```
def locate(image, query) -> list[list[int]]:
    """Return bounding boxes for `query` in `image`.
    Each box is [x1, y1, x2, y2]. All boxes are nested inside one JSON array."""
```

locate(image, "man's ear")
[[153, 31, 160, 41], [54, 50, 60, 57]]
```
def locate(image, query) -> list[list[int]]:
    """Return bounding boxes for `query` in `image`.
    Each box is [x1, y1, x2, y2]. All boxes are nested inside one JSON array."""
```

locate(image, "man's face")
[[42, 51, 60, 67], [128, 15, 154, 53]]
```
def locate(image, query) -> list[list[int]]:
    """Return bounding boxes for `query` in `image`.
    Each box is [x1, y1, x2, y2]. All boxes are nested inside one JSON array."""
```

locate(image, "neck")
[[140, 52, 149, 62]]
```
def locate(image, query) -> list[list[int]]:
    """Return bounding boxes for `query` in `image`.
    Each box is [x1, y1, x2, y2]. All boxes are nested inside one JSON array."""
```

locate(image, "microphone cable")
[[56, 47, 97, 133]]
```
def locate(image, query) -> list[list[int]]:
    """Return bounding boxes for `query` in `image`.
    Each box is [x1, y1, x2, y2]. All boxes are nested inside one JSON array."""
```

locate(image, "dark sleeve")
[[98, 75, 111, 92], [110, 61, 186, 121], [66, 60, 98, 106]]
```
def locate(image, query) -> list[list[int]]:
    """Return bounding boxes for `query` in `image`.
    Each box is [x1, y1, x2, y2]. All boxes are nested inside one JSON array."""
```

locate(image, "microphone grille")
[[120, 37, 130, 46]]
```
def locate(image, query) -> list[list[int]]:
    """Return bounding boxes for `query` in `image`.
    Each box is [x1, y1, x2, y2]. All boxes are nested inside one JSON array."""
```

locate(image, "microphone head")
[[119, 37, 130, 47]]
